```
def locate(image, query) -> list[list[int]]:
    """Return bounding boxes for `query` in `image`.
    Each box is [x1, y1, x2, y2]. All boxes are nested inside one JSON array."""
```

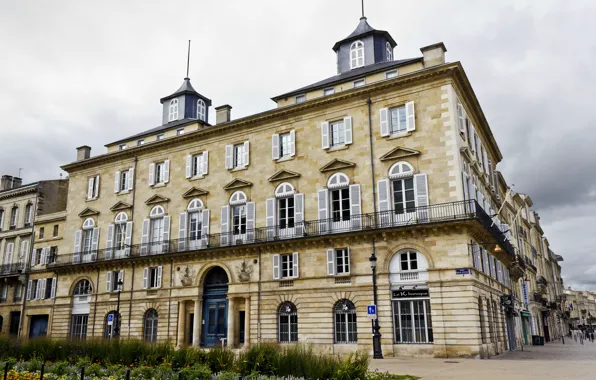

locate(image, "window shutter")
[[272, 134, 280, 160], [225, 145, 233, 169], [140, 219, 150, 255], [272, 254, 280, 280], [157, 266, 163, 288], [178, 212, 188, 251], [377, 179, 390, 224], [488, 160, 495, 191], [494, 170, 500, 201], [50, 277, 57, 299], [162, 216, 171, 252], [39, 279, 46, 300], [344, 116, 353, 144], [19, 240, 28, 265], [128, 168, 134, 190], [73, 230, 82, 263], [143, 268, 149, 289], [201, 209, 210, 247], [118, 270, 124, 285], [457, 104, 466, 134], [349, 184, 361, 229], [114, 171, 121, 193], [317, 189, 329, 233], [405, 101, 416, 131], [289, 130, 296, 157], [321, 122, 330, 149], [414, 174, 429, 222], [30, 247, 37, 266], [483, 150, 489, 174], [220, 206, 230, 246], [87, 178, 94, 199], [41, 247, 48, 265], [345, 247, 351, 274], [201, 151, 209, 175], [106, 224, 114, 259], [124, 221, 132, 256], [327, 249, 336, 275], [5, 243, 14, 268], [294, 193, 304, 236], [462, 172, 469, 201], [469, 124, 476, 152], [246, 202, 255, 242], [292, 252, 299, 279], [163, 160, 170, 183], [185, 155, 192, 178], [243, 141, 250, 167], [94, 176, 100, 198], [26, 280, 32, 300], [380, 108, 389, 137], [265, 198, 276, 240], [91, 227, 100, 261], [106, 271, 113, 292], [148, 163, 155, 186]]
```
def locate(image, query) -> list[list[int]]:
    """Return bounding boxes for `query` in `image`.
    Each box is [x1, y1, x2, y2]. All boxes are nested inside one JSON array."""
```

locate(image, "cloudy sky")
[[1, 0, 595, 288]]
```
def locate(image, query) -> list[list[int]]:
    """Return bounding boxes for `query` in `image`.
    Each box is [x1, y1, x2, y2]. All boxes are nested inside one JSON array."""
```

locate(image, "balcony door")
[[201, 267, 229, 347]]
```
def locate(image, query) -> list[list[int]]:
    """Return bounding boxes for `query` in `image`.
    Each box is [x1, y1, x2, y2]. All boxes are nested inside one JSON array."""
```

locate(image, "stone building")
[[0, 16, 566, 359]]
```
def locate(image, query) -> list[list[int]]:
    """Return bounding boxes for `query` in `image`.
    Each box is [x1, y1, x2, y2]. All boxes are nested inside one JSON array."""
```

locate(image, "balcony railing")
[[0, 262, 27, 276], [44, 200, 515, 269]]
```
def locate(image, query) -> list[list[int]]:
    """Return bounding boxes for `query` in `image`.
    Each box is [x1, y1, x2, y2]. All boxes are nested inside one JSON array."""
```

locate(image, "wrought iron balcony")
[[0, 262, 27, 277], [537, 275, 548, 285], [45, 200, 515, 269]]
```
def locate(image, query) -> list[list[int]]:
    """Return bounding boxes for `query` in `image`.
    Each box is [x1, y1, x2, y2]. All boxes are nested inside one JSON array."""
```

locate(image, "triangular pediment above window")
[[182, 186, 210, 199], [145, 194, 170, 205], [319, 159, 356, 173], [379, 146, 421, 161], [223, 178, 253, 190], [110, 201, 132, 211], [268, 169, 301, 182], [78, 208, 100, 217]]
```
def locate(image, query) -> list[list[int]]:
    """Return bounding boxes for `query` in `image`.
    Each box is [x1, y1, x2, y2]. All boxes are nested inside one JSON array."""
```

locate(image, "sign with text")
[[392, 289, 430, 298], [367, 305, 377, 319], [456, 268, 470, 275], [107, 313, 114, 326]]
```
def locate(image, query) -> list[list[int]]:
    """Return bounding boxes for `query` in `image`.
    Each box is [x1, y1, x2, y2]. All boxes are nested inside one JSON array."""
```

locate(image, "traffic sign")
[[367, 305, 377, 319], [107, 313, 114, 325]]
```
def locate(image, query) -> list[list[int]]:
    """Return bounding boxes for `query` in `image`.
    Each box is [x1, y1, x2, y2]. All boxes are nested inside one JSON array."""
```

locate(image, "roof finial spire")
[[361, 0, 365, 19], [186, 39, 191, 79]]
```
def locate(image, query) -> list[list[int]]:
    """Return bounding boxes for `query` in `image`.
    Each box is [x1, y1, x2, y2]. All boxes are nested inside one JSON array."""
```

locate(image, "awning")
[[522, 311, 532, 317]]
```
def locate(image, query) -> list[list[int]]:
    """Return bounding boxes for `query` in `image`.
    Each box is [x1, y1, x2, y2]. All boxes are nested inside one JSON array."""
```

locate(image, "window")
[[0, 209, 3, 231], [389, 105, 407, 134], [197, 99, 206, 121], [279, 132, 292, 158], [278, 196, 294, 231], [335, 248, 350, 275], [119, 170, 128, 192], [334, 300, 357, 343], [280, 253, 295, 278], [25, 204, 33, 225], [330, 120, 346, 147], [53, 225, 58, 237], [39, 227, 45, 239], [144, 309, 158, 342], [107, 270, 123, 292], [349, 40, 364, 69], [10, 207, 18, 228], [331, 188, 350, 223], [119, 144, 127, 151], [168, 99, 179, 122], [137, 139, 145, 146], [0, 284, 7, 303], [189, 153, 207, 177], [392, 177, 415, 215], [295, 95, 306, 104], [278, 302, 298, 343], [187, 199, 203, 247], [14, 283, 23, 301], [45, 278, 54, 299], [150, 209, 165, 254], [87, 175, 99, 199], [176, 128, 184, 136], [386, 70, 397, 79], [145, 266, 162, 289], [81, 218, 95, 255], [156, 133, 164, 141], [70, 314, 89, 339], [74, 280, 92, 296], [392, 299, 433, 344], [324, 88, 335, 96], [48, 246, 57, 264], [233, 143, 247, 168], [386, 42, 393, 61], [353, 79, 365, 88], [232, 205, 247, 236], [155, 162, 166, 184], [34, 248, 43, 265], [31, 280, 39, 300], [114, 213, 128, 253], [400, 251, 418, 271]]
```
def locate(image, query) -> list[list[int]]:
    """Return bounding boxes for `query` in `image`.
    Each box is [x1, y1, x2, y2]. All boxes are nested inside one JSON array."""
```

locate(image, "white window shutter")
[[128, 168, 134, 190], [469, 124, 476, 152], [349, 184, 362, 229], [106, 271, 113, 292], [185, 155, 192, 178], [220, 205, 229, 246], [30, 248, 37, 266], [483, 150, 489, 174], [157, 266, 163, 288], [143, 268, 149, 289], [40, 247, 48, 265], [73, 229, 82, 263], [26, 280, 32, 300], [39, 279, 46, 300], [162, 216, 171, 252], [50, 277, 57, 299], [148, 163, 155, 186], [344, 116, 353, 144], [87, 178, 94, 199], [289, 130, 296, 157], [19, 240, 28, 265], [178, 212, 188, 251], [327, 249, 336, 275], [457, 104, 466, 134], [124, 221, 133, 256], [201, 151, 209, 175], [321, 122, 330, 149], [106, 224, 114, 259], [462, 172, 469, 201], [246, 202, 255, 242], [317, 189, 329, 233], [265, 198, 276, 240], [163, 160, 170, 183], [377, 179, 390, 224], [292, 252, 299, 279], [272, 134, 280, 160], [272, 254, 280, 280], [118, 270, 124, 285], [243, 141, 250, 166], [345, 247, 351, 274], [94, 176, 100, 197], [405, 101, 415, 131], [91, 227, 100, 260], [294, 193, 304, 236], [225, 145, 233, 169], [114, 171, 121, 193], [140, 219, 150, 255], [414, 174, 429, 222], [380, 108, 389, 136], [201, 209, 210, 247]]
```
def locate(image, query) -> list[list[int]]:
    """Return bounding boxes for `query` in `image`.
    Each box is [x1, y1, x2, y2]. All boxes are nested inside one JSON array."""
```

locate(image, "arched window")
[[73, 279, 92, 296], [327, 173, 350, 189], [278, 302, 298, 343], [229, 191, 247, 205], [197, 99, 206, 121], [150, 206, 165, 218], [275, 183, 295, 198], [187, 199, 204, 248], [230, 191, 248, 237], [114, 212, 129, 254], [187, 198, 204, 211], [82, 218, 95, 230], [388, 162, 416, 218], [275, 183, 296, 234], [327, 173, 352, 228], [168, 99, 179, 122], [389, 162, 414, 179], [144, 309, 158, 343], [115, 212, 128, 224], [149, 206, 165, 254], [386, 42, 393, 61], [334, 300, 357, 343], [350, 40, 364, 69], [104, 310, 120, 338]]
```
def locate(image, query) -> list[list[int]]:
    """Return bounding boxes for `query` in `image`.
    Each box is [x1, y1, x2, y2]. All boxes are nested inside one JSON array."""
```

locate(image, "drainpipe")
[[167, 259, 173, 342], [257, 247, 262, 342], [366, 97, 378, 219], [127, 262, 135, 339], [127, 156, 138, 339]]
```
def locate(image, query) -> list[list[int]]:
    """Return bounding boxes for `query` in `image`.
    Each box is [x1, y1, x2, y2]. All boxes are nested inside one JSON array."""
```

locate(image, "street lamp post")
[[369, 251, 383, 359], [113, 279, 123, 338]]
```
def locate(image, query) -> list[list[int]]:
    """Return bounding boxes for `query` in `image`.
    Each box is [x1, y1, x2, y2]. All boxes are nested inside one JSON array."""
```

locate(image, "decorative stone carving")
[[179, 265, 196, 286], [237, 260, 253, 282]]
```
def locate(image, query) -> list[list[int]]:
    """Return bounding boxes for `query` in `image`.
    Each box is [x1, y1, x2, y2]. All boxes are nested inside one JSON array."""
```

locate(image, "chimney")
[[11, 177, 22, 188], [215, 105, 232, 125], [76, 145, 91, 161], [1, 175, 13, 190], [420, 42, 447, 68]]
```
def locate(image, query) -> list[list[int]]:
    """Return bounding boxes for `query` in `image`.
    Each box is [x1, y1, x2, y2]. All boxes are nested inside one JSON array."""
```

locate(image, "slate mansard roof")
[[332, 17, 397, 51]]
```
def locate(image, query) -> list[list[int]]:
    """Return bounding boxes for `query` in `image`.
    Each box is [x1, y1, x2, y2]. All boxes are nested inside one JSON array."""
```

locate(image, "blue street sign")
[[367, 305, 377, 319], [456, 269, 470, 275], [107, 313, 114, 325]]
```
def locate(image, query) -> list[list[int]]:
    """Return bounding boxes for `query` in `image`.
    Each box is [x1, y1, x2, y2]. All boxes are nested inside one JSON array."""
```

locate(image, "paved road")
[[372, 339, 596, 379]]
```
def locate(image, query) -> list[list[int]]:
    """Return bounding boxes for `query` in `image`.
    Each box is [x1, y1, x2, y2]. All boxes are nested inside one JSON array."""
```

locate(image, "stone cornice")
[[0, 184, 38, 200]]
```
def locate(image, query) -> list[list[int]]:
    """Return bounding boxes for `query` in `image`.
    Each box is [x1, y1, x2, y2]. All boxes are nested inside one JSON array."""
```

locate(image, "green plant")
[[207, 347, 235, 373], [178, 363, 211, 379], [366, 369, 420, 380]]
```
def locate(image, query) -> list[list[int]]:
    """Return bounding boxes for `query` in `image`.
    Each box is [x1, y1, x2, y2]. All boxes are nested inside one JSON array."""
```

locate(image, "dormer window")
[[349, 41, 364, 69], [197, 99, 206, 121], [119, 144, 127, 151], [386, 42, 393, 61], [168, 99, 179, 122], [295, 95, 306, 104]]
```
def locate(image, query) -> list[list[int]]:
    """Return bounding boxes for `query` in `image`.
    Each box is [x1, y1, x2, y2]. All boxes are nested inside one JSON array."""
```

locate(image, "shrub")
[[178, 363, 211, 379]]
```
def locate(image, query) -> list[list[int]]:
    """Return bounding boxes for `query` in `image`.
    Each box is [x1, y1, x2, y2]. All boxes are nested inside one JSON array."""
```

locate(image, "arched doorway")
[[201, 267, 229, 347]]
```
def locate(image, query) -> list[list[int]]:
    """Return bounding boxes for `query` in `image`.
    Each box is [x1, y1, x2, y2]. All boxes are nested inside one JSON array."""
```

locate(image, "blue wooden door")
[[202, 299, 227, 347], [29, 315, 48, 338]]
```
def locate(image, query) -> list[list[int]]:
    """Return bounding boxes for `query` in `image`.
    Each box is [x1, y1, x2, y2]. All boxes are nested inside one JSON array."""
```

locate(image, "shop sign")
[[392, 289, 429, 298]]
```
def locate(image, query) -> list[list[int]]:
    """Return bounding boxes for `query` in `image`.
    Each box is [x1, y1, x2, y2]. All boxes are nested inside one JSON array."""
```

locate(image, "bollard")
[[80, 366, 85, 380], [125, 369, 131, 380], [178, 371, 183, 380], [4, 362, 8, 380], [40, 363, 45, 380]]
